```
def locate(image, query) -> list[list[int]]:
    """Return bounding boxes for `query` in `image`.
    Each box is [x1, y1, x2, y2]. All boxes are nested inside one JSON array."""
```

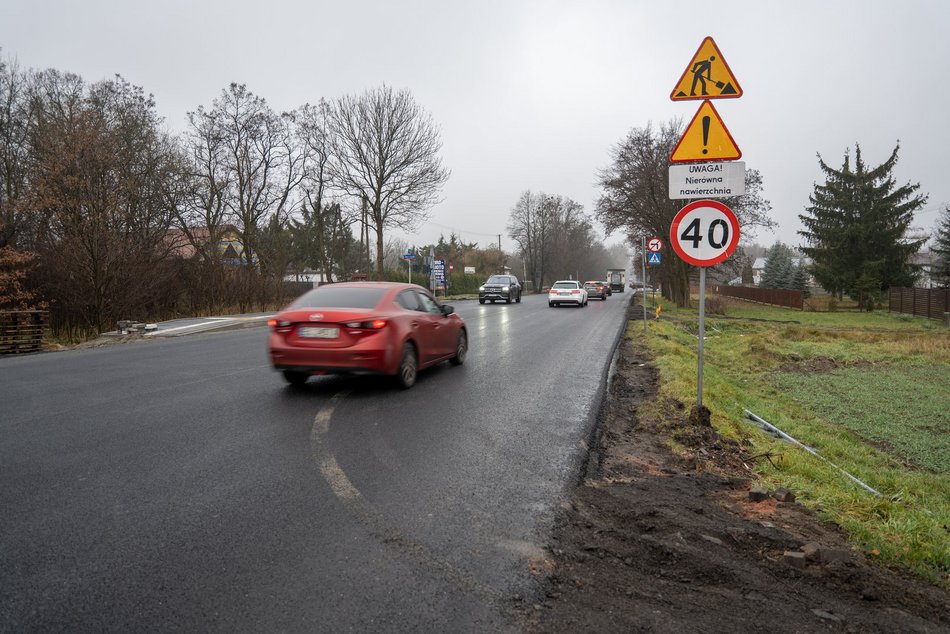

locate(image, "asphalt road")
[[0, 291, 631, 633]]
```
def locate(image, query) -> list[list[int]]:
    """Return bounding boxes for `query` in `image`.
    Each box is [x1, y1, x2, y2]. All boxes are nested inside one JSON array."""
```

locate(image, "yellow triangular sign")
[[670, 100, 741, 162], [671, 36, 743, 101]]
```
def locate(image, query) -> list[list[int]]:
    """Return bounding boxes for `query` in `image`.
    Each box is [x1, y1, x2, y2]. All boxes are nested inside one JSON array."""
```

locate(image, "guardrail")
[[0, 310, 48, 355]]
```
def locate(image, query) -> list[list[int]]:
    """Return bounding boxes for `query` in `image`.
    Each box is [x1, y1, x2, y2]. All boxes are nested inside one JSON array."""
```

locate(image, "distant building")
[[165, 225, 249, 264]]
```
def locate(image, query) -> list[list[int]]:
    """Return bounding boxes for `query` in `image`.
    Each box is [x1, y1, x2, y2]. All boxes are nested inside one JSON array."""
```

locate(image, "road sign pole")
[[641, 236, 648, 334], [697, 267, 706, 408]]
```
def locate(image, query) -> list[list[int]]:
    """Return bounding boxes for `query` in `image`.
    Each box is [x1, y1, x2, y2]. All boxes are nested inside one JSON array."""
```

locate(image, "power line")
[[422, 219, 503, 238]]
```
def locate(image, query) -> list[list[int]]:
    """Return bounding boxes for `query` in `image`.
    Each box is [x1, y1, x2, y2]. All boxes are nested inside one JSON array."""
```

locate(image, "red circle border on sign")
[[669, 199, 740, 267]]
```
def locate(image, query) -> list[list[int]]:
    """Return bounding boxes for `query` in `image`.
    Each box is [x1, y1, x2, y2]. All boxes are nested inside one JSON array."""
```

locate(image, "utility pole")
[[497, 234, 501, 250]]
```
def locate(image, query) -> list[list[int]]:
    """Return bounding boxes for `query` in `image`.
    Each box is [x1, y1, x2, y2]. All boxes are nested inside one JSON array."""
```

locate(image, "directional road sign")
[[669, 199, 740, 267]]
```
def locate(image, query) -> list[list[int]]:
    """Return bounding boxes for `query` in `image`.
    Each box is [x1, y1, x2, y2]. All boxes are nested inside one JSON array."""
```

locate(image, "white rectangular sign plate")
[[669, 161, 745, 200]]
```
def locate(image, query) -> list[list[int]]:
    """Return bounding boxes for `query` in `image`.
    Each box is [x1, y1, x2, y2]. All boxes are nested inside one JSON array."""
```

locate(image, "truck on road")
[[607, 269, 625, 293]]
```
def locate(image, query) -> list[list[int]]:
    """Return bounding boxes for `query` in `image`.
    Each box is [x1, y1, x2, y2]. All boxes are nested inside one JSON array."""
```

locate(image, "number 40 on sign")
[[669, 199, 740, 267]]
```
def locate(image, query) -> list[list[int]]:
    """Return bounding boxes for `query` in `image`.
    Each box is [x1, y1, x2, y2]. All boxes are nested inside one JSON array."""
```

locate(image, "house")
[[165, 225, 250, 264], [283, 269, 328, 288]]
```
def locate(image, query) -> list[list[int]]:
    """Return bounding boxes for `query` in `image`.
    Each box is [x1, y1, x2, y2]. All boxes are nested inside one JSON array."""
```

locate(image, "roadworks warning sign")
[[671, 36, 743, 101]]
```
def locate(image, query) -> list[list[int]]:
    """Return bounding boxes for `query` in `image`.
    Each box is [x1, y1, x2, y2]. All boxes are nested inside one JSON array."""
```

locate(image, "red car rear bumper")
[[268, 334, 398, 376]]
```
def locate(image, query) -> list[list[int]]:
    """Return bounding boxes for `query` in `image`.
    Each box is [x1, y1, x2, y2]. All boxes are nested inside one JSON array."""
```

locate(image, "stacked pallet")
[[0, 311, 47, 355]]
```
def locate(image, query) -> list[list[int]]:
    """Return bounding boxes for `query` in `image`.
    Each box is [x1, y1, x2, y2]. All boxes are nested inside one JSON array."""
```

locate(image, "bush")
[[705, 295, 726, 315]]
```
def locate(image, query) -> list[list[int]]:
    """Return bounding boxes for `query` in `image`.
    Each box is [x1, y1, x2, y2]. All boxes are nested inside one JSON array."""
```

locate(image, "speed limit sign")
[[669, 199, 740, 266]]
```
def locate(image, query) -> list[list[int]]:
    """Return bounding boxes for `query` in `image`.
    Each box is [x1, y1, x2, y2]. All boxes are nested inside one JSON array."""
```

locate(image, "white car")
[[548, 280, 588, 307]]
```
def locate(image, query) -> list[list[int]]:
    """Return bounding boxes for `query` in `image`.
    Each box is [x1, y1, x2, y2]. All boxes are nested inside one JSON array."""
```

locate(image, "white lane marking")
[[311, 393, 360, 499], [309, 391, 503, 602]]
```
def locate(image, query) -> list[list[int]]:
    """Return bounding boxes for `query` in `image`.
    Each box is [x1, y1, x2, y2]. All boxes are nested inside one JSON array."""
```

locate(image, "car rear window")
[[290, 286, 386, 309], [552, 282, 577, 289]]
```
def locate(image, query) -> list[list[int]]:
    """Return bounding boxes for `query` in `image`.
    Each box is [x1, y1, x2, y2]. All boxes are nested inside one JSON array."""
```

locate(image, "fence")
[[0, 310, 48, 355], [709, 285, 804, 310], [888, 287, 949, 321]]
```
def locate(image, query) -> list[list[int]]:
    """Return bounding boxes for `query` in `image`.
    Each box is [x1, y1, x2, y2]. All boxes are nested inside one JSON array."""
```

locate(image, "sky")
[[1, 0, 947, 254]]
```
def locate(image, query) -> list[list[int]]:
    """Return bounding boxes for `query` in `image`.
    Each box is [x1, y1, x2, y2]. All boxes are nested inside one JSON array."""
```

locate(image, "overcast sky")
[[2, 0, 947, 253]]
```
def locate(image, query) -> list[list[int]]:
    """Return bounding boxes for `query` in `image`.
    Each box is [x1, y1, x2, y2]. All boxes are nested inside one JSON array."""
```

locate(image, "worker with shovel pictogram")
[[690, 56, 715, 96]]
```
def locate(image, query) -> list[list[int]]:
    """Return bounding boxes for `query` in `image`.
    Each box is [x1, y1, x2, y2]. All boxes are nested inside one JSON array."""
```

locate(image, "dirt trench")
[[518, 323, 950, 633]]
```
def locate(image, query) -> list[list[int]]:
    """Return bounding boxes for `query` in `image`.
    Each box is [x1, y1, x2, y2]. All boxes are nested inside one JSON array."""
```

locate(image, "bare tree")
[[596, 120, 773, 306], [199, 84, 305, 310], [508, 191, 599, 289], [507, 191, 544, 290], [28, 71, 181, 333], [175, 101, 235, 312], [0, 55, 33, 249], [294, 100, 357, 282], [327, 85, 449, 279]]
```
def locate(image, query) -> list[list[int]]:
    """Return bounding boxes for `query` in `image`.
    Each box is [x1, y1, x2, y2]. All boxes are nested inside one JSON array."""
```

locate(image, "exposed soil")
[[518, 317, 950, 633]]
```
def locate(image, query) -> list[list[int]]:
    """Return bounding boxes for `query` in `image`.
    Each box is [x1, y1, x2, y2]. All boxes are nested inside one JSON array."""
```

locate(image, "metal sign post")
[[697, 268, 706, 407], [641, 236, 648, 334], [669, 200, 740, 408], [401, 252, 416, 284]]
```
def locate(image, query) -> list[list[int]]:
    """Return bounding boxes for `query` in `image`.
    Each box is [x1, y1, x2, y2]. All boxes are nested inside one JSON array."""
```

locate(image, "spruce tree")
[[799, 144, 926, 308], [791, 263, 811, 295], [759, 243, 794, 289], [932, 206, 950, 287]]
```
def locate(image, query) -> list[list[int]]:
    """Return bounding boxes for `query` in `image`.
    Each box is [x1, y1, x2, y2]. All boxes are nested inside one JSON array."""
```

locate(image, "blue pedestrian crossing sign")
[[648, 252, 661, 265]]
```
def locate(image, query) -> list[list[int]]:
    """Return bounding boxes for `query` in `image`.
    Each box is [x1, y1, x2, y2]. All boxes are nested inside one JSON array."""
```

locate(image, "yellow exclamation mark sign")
[[701, 116, 710, 155]]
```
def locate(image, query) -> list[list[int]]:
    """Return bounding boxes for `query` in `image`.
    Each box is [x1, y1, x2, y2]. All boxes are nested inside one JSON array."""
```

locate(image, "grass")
[[633, 295, 950, 585]]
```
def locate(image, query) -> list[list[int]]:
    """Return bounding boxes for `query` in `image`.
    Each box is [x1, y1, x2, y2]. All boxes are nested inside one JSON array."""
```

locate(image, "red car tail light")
[[571, 289, 581, 295], [345, 319, 387, 330], [269, 319, 292, 332]]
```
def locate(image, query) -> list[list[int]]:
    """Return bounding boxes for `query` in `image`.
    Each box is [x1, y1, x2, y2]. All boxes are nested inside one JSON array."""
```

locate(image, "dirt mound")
[[518, 336, 949, 633]]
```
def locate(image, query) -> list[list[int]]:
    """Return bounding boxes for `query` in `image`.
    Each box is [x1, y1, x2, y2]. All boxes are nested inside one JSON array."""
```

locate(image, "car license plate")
[[299, 326, 338, 339]]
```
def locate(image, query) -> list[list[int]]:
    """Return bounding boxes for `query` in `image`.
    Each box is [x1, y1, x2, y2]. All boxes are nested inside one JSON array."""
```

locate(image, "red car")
[[268, 282, 467, 389]]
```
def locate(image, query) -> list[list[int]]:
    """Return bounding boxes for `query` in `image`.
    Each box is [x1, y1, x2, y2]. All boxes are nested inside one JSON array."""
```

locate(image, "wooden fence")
[[0, 310, 48, 355], [709, 285, 804, 310], [888, 287, 950, 321]]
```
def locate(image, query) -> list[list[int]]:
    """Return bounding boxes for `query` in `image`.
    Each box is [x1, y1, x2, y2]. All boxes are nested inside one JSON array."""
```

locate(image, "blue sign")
[[402, 252, 416, 260], [647, 252, 661, 265], [432, 259, 446, 286]]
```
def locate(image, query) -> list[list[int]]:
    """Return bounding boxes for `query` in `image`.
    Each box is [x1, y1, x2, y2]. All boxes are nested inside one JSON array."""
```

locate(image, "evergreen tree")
[[791, 263, 811, 295], [932, 206, 950, 287], [741, 261, 754, 285], [759, 243, 794, 289], [799, 143, 926, 308]]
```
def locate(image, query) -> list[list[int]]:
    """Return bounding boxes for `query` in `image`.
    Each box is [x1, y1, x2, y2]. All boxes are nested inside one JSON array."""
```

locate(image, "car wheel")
[[282, 370, 308, 386], [479, 298, 485, 304], [516, 293, 521, 303], [549, 302, 554, 307], [450, 330, 467, 366], [396, 342, 417, 389]]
